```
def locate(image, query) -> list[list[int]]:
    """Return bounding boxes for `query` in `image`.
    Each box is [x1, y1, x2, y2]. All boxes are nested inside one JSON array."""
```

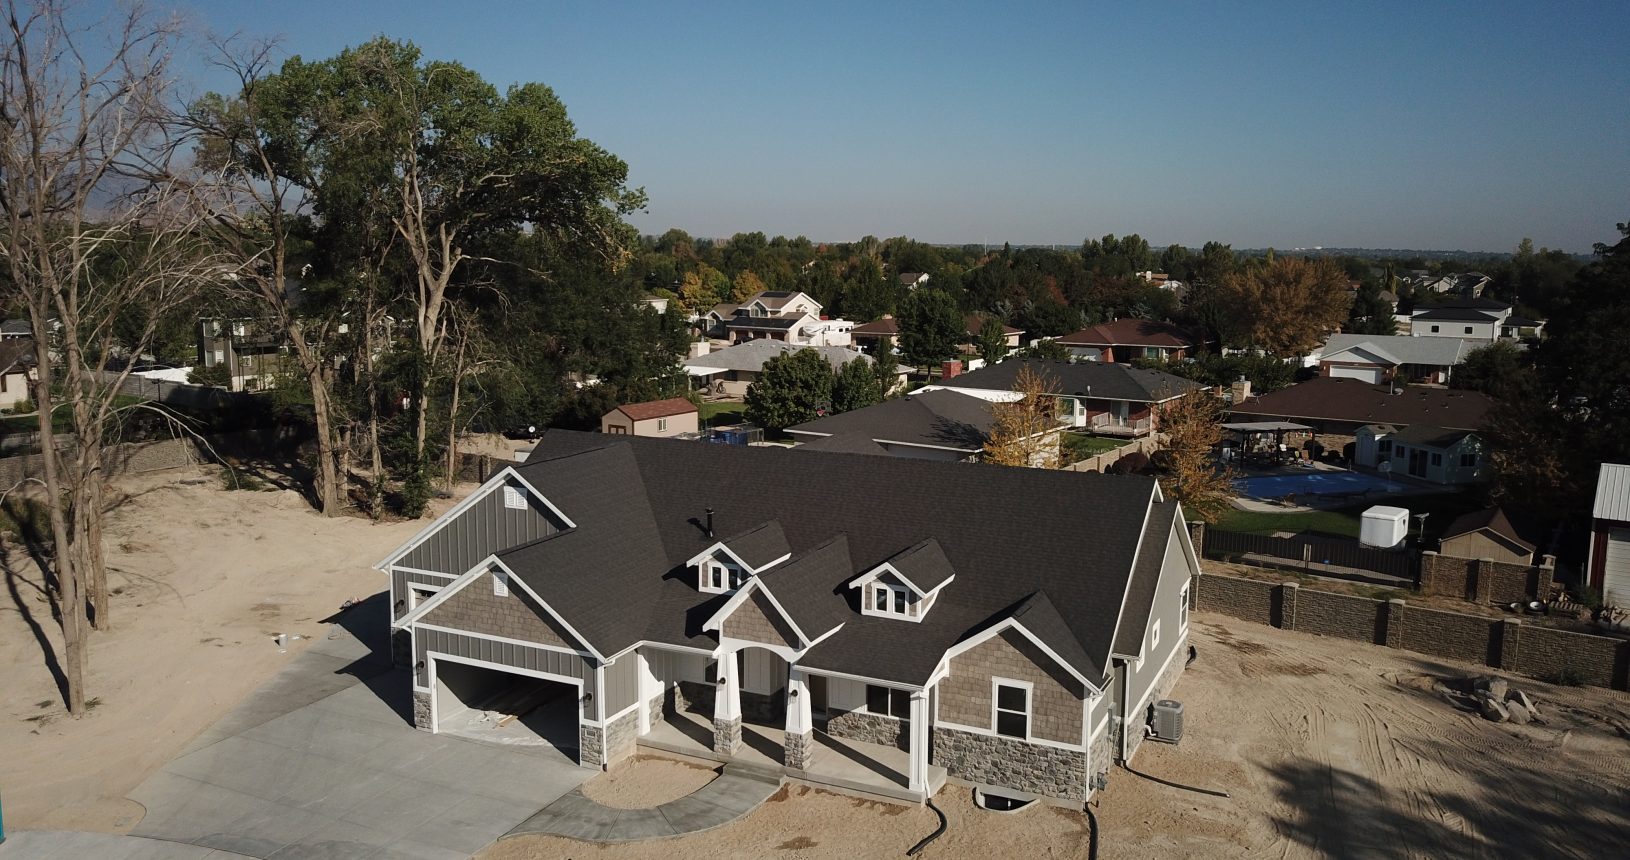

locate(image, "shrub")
[[188, 364, 231, 389], [1552, 665, 1586, 687], [10, 396, 34, 414], [1573, 585, 1603, 611]]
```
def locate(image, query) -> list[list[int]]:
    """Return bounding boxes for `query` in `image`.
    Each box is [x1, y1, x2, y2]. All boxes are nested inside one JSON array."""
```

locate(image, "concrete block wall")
[[1192, 570, 1630, 692], [1419, 551, 1555, 603]]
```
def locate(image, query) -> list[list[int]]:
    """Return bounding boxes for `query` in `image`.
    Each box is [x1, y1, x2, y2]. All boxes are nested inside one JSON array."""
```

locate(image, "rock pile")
[[1431, 675, 1545, 724]]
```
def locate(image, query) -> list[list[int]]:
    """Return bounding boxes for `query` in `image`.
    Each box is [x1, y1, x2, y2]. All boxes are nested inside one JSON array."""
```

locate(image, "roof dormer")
[[685, 520, 791, 595], [848, 538, 956, 623]]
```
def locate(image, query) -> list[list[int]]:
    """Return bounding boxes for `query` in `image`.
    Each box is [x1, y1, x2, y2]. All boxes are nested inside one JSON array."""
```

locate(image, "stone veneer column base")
[[933, 726, 1087, 801], [411, 690, 433, 731], [784, 730, 814, 770], [713, 717, 742, 756], [579, 724, 605, 769], [603, 709, 639, 766]]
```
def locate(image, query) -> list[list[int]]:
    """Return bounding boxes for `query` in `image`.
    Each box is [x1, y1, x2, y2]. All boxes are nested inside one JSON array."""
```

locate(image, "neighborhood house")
[[377, 432, 1200, 806], [849, 314, 1024, 357], [1229, 377, 1493, 437], [785, 387, 1062, 462], [1353, 424, 1485, 486], [601, 398, 700, 438], [1313, 334, 1477, 385], [701, 290, 853, 347], [1055, 319, 1198, 364], [921, 359, 1204, 437], [681, 340, 907, 398]]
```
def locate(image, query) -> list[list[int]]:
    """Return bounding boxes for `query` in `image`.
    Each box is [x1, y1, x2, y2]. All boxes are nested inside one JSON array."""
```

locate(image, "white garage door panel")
[[1604, 529, 1630, 609], [1331, 365, 1384, 383]]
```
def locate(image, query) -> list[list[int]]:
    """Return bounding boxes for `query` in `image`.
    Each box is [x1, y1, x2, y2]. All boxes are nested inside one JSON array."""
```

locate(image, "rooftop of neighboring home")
[[1440, 507, 1536, 554], [899, 271, 928, 285], [850, 314, 1023, 339], [1056, 318, 1195, 348], [707, 290, 821, 319], [929, 358, 1204, 404], [607, 397, 698, 422], [1386, 423, 1477, 448], [1231, 377, 1493, 431], [682, 340, 906, 374], [483, 430, 1178, 685], [1411, 307, 1506, 322], [786, 388, 1013, 453], [1319, 334, 1478, 367]]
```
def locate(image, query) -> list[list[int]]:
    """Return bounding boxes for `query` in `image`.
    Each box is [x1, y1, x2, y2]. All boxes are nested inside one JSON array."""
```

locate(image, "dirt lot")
[[486, 614, 1630, 860], [0, 466, 448, 832]]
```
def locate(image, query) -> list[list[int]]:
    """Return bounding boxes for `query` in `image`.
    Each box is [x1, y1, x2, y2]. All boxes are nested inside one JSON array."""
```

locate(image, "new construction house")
[[377, 431, 1198, 806]]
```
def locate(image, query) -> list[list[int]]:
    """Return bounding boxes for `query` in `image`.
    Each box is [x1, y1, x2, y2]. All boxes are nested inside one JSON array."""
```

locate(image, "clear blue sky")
[[176, 1, 1628, 252]]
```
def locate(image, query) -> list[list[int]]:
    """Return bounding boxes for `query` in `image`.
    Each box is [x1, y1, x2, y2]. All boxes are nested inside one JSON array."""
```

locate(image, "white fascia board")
[[497, 557, 606, 662], [390, 554, 495, 629], [1108, 486, 1161, 660], [935, 618, 1099, 694], [685, 543, 790, 575], [700, 578, 763, 632], [374, 466, 574, 570], [873, 438, 982, 454]]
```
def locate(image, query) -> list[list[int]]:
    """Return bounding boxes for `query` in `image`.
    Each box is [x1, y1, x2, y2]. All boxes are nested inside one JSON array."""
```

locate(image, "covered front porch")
[[638, 707, 946, 806]]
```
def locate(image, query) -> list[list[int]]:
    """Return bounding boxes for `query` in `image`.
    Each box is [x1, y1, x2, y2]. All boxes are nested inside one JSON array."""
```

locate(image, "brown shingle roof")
[[851, 315, 1021, 339], [1440, 508, 1536, 554], [1231, 378, 1493, 431], [1057, 319, 1194, 349], [612, 397, 698, 422]]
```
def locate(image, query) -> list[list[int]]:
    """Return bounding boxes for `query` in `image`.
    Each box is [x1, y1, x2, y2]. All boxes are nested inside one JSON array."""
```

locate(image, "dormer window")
[[700, 559, 748, 594], [872, 583, 914, 617]]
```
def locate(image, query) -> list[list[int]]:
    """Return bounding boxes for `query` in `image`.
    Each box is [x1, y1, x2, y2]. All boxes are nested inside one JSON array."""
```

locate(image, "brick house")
[[377, 431, 1199, 806], [1055, 319, 1198, 364]]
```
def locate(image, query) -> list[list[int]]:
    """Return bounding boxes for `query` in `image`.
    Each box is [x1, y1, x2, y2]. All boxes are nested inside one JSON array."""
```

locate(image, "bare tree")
[[0, 0, 219, 712]]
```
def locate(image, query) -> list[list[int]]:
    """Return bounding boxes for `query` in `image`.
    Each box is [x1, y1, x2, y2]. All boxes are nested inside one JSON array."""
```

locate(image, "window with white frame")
[[1179, 583, 1190, 631], [992, 679, 1031, 739], [503, 485, 526, 509], [1151, 618, 1161, 651], [870, 582, 914, 617], [658, 417, 668, 432], [699, 559, 747, 594], [493, 568, 509, 597], [865, 684, 911, 718]]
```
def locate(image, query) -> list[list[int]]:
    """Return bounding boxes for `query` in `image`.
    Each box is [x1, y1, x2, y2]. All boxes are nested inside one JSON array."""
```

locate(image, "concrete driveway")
[[125, 596, 591, 860]]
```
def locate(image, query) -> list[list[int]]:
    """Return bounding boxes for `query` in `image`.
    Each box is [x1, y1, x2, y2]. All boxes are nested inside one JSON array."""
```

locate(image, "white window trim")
[[493, 568, 509, 597], [1150, 618, 1161, 652], [699, 558, 748, 594], [992, 677, 1033, 741], [1179, 583, 1190, 633], [502, 485, 526, 510], [862, 581, 923, 622], [864, 683, 911, 719], [657, 417, 668, 432]]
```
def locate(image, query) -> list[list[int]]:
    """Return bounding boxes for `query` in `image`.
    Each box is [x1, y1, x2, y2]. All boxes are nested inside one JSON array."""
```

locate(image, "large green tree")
[[977, 316, 1010, 364], [832, 357, 881, 413], [744, 348, 835, 431], [897, 289, 964, 370]]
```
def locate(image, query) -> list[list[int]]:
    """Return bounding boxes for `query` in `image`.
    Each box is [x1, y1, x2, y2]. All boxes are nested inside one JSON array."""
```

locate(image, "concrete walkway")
[[124, 595, 592, 859], [0, 830, 256, 859], [504, 763, 783, 843]]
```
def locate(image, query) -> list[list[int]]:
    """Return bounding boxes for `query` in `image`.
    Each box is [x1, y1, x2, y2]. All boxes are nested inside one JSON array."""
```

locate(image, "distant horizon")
[[183, 1, 1629, 254]]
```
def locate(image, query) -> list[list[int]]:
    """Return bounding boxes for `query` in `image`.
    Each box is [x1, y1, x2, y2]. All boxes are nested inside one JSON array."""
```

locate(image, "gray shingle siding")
[[401, 477, 566, 575]]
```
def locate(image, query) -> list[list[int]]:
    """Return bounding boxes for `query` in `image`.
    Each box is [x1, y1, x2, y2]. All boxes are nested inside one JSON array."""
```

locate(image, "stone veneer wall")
[[579, 724, 603, 768], [932, 726, 1087, 801], [1192, 570, 1630, 692], [826, 710, 907, 751], [602, 708, 639, 766], [645, 693, 664, 733], [1419, 551, 1556, 603], [412, 690, 432, 730], [784, 730, 814, 770], [673, 680, 714, 715]]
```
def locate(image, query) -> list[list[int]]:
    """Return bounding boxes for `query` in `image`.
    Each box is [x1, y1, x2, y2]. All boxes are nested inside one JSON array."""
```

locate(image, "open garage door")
[[434, 659, 580, 761]]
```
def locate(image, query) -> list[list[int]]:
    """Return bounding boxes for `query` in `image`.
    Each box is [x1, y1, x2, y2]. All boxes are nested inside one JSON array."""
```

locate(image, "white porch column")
[[784, 667, 814, 770], [713, 649, 742, 754], [908, 690, 930, 793], [636, 650, 657, 736]]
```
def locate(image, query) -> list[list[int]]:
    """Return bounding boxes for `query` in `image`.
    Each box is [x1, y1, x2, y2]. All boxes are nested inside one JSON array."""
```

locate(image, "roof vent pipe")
[[705, 508, 715, 538]]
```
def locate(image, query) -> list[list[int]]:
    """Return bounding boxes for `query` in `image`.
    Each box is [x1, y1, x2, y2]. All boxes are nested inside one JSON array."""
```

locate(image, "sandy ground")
[[0, 465, 454, 832], [579, 754, 722, 809], [485, 613, 1630, 860]]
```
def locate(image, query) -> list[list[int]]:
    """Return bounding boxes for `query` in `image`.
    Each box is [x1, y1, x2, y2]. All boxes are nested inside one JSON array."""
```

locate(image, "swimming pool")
[[1232, 470, 1400, 500]]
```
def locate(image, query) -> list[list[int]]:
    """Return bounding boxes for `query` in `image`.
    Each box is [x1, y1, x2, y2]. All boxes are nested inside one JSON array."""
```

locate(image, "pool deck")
[[1230, 464, 1448, 513]]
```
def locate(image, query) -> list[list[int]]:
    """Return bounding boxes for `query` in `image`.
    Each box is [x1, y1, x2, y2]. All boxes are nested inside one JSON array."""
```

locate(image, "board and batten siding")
[[416, 627, 596, 719], [400, 477, 566, 575], [602, 654, 641, 716], [1122, 523, 1192, 727], [391, 569, 456, 619]]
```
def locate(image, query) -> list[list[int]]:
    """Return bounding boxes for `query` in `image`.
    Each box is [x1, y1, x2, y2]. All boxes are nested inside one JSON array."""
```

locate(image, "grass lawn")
[[1213, 492, 1490, 542], [698, 401, 744, 427], [1062, 432, 1128, 459]]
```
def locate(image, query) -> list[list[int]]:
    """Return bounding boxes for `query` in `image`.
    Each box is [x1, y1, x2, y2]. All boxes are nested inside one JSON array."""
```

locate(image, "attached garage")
[[432, 657, 581, 759], [1328, 364, 1384, 383]]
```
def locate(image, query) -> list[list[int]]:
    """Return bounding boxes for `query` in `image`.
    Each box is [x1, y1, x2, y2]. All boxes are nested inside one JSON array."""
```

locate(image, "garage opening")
[[435, 660, 580, 760]]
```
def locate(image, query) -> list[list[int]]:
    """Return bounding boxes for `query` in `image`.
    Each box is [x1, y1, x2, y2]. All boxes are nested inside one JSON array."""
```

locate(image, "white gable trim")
[[701, 578, 811, 647], [1107, 485, 1160, 661], [374, 466, 575, 570], [849, 562, 927, 596], [390, 555, 494, 630], [497, 558, 607, 662], [935, 617, 1099, 695], [684, 541, 790, 574]]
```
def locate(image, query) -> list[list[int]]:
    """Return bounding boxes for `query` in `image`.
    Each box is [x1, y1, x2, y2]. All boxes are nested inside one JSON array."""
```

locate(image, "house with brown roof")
[[850, 314, 1023, 356], [699, 291, 853, 347], [1229, 377, 1493, 437], [1056, 319, 1198, 363], [377, 432, 1201, 806], [601, 398, 699, 438]]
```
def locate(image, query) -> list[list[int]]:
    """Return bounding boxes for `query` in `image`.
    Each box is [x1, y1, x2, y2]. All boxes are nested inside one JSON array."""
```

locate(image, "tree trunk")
[[29, 312, 85, 715]]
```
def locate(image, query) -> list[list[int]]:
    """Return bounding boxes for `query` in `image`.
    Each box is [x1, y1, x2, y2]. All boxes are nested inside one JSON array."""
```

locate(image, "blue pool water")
[[1233, 470, 1400, 500]]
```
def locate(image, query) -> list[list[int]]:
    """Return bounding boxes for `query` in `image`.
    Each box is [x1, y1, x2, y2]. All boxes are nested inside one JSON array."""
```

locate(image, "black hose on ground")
[[1085, 803, 1099, 859], [1123, 764, 1231, 798], [906, 797, 948, 856]]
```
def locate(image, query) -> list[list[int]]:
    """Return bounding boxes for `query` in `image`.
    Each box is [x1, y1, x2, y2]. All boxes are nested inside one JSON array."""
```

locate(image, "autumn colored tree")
[[1217, 256, 1351, 356], [1154, 390, 1234, 522], [982, 365, 1064, 468], [731, 269, 767, 302]]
